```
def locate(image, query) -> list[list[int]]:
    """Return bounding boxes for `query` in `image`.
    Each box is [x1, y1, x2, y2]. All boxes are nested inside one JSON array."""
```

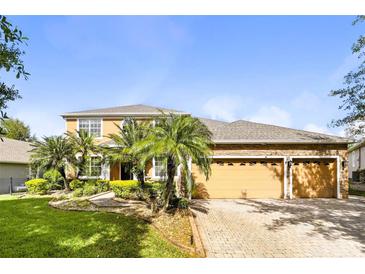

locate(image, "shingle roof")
[[348, 138, 365, 152], [0, 138, 32, 164], [62, 104, 350, 145], [199, 118, 350, 144], [62, 104, 189, 117]]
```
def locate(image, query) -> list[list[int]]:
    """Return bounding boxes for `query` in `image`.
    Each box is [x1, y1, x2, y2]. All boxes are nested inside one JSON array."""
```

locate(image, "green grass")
[[349, 187, 365, 197], [0, 194, 18, 201], [0, 196, 189, 258]]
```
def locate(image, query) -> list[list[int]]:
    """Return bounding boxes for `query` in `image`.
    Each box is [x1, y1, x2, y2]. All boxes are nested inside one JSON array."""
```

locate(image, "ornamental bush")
[[70, 179, 110, 197], [25, 179, 50, 195], [69, 179, 83, 190], [145, 181, 164, 199], [72, 188, 84, 197], [82, 183, 99, 196], [110, 180, 143, 199], [96, 179, 110, 192], [43, 169, 64, 190], [110, 180, 165, 203], [177, 198, 189, 209]]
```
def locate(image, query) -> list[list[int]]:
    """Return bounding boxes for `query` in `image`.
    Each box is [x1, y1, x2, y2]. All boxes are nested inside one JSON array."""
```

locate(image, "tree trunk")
[[59, 168, 70, 191], [136, 169, 145, 187], [163, 156, 176, 211], [78, 156, 87, 177]]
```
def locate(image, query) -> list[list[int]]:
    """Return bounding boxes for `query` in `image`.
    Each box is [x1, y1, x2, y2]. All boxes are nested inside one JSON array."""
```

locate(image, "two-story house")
[[62, 104, 350, 199]]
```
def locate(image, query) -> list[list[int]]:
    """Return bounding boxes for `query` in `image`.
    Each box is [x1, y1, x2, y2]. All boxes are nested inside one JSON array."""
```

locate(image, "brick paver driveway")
[[191, 197, 365, 257]]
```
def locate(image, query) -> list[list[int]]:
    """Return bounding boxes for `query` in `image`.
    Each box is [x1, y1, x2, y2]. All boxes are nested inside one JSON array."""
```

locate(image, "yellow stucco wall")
[[103, 119, 122, 138], [65, 119, 77, 134], [65, 118, 152, 142]]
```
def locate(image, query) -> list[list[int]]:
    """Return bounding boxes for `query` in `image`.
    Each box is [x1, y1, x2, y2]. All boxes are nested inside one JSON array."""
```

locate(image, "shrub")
[[177, 198, 189, 209], [110, 180, 142, 199], [25, 179, 50, 195], [145, 181, 165, 203], [96, 179, 110, 192], [43, 169, 64, 190], [69, 179, 83, 190], [72, 188, 84, 197], [82, 184, 98, 196], [70, 179, 109, 197], [191, 182, 209, 199]]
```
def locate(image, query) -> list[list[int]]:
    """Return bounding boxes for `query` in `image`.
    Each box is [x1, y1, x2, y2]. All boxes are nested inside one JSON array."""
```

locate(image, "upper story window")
[[78, 119, 102, 138]]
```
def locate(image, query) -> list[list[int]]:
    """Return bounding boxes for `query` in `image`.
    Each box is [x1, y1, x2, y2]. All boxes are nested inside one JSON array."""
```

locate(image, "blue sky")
[[2, 16, 363, 137]]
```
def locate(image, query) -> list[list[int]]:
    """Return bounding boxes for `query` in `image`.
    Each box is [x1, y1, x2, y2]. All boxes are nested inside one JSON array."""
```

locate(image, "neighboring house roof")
[[61, 104, 189, 117], [199, 118, 350, 145], [0, 138, 32, 164], [348, 138, 365, 152]]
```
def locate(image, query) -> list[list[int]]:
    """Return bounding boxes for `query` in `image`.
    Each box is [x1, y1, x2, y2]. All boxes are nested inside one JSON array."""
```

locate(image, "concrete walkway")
[[191, 197, 365, 257]]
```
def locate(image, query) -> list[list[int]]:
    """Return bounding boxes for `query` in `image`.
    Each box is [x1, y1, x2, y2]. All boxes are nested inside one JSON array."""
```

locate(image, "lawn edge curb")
[[188, 210, 206, 258]]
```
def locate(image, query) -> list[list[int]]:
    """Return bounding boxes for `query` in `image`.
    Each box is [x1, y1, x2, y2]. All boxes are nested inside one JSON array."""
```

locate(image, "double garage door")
[[192, 158, 337, 199]]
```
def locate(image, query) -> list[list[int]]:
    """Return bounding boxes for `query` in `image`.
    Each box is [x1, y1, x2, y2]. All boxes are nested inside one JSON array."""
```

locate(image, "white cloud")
[[303, 123, 331, 134], [202, 96, 242, 122], [247, 106, 292, 127]]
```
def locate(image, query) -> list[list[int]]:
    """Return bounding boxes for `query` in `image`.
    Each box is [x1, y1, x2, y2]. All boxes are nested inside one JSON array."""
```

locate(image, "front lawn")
[[0, 196, 189, 258]]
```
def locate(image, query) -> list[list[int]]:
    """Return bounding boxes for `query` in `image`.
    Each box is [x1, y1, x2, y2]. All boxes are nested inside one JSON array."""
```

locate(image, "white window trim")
[[77, 153, 103, 180], [152, 157, 181, 180], [77, 118, 103, 140], [120, 119, 126, 129]]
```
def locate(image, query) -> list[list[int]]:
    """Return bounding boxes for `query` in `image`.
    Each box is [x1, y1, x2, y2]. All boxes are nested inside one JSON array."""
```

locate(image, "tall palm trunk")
[[136, 169, 145, 187], [163, 156, 176, 211], [78, 155, 87, 177], [59, 168, 70, 191]]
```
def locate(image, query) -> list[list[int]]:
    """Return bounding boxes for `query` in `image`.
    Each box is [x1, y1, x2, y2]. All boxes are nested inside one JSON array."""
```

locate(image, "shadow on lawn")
[[235, 198, 365, 252], [0, 198, 152, 258]]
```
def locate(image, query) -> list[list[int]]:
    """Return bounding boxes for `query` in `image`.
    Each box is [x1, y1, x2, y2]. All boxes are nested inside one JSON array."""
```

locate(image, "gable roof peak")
[[61, 104, 190, 117]]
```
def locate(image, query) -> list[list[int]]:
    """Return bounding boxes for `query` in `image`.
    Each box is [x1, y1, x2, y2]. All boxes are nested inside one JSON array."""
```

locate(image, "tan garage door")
[[192, 159, 284, 199], [292, 159, 337, 198]]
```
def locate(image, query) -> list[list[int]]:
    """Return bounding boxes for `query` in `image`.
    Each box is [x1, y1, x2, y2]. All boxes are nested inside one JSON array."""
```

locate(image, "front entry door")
[[121, 162, 133, 180]]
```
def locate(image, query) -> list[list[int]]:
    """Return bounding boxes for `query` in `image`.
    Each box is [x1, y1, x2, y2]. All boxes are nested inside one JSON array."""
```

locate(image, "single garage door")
[[192, 159, 284, 199], [292, 158, 337, 198]]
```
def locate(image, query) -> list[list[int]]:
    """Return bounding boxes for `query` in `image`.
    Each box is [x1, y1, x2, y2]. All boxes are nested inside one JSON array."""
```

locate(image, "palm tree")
[[66, 130, 99, 177], [107, 118, 151, 186], [30, 135, 75, 190], [134, 113, 213, 210]]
